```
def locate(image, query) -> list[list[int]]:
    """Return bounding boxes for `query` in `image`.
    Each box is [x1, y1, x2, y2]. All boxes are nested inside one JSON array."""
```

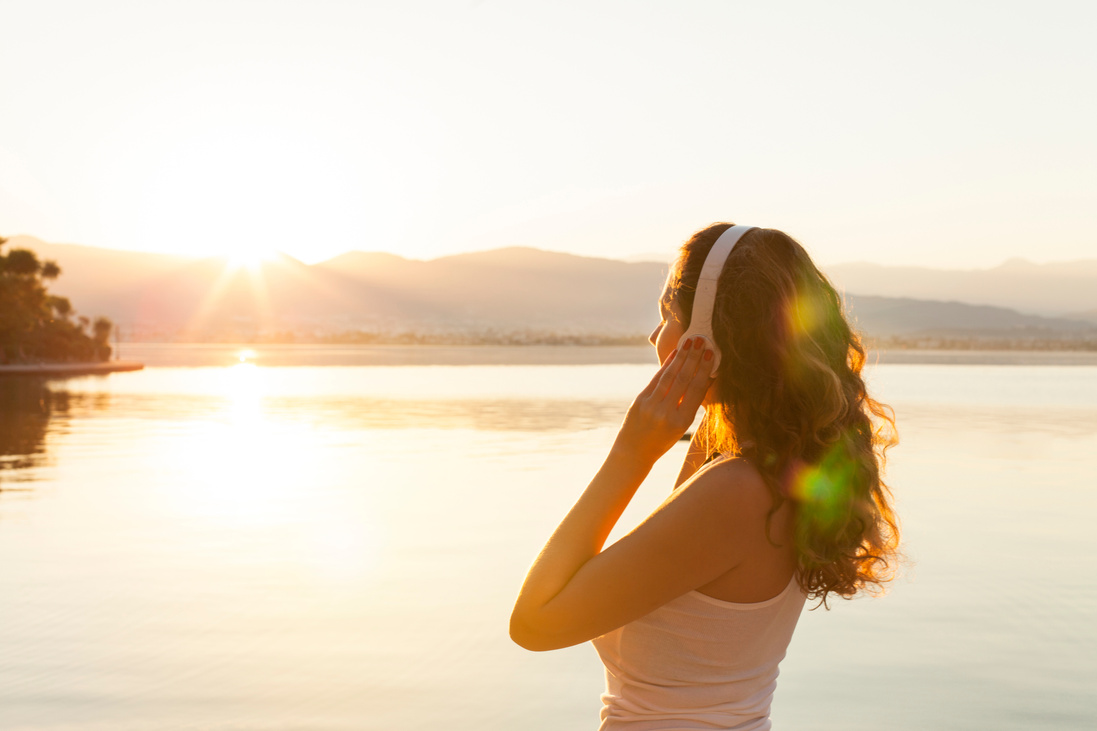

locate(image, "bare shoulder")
[[674, 455, 793, 552], [678, 455, 773, 516], [680, 456, 797, 602]]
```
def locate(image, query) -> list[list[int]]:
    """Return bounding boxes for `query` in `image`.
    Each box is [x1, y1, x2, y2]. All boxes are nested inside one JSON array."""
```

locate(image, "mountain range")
[[826, 259, 1097, 321], [5, 235, 1096, 345]]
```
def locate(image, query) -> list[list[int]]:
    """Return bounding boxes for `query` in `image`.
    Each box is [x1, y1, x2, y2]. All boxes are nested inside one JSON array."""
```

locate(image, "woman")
[[510, 223, 899, 730]]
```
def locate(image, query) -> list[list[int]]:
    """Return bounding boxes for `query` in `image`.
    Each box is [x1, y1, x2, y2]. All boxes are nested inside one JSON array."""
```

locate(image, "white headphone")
[[676, 224, 756, 371]]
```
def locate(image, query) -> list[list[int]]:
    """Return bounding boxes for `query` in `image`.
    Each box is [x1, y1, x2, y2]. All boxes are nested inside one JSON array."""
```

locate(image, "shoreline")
[[0, 361, 145, 377], [111, 344, 1097, 368], [871, 349, 1097, 366], [6, 346, 1094, 372]]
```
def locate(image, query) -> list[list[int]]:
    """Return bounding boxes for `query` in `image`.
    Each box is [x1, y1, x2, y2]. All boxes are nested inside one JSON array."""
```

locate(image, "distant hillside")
[[5, 237, 1096, 347], [845, 295, 1095, 339], [3, 237, 195, 321], [827, 258, 1097, 319], [10, 238, 671, 338], [313, 246, 670, 332]]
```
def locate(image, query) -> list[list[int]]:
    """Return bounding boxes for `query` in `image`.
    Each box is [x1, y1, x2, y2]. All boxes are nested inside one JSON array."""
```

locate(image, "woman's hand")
[[615, 336, 715, 464]]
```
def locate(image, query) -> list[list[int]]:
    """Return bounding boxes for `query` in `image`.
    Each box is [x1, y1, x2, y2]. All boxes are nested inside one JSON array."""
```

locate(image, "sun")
[[225, 245, 278, 271], [123, 112, 430, 265]]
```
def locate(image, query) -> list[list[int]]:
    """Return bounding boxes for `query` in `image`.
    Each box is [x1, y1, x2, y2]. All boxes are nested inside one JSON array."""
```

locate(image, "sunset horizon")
[[6, 230, 1096, 271]]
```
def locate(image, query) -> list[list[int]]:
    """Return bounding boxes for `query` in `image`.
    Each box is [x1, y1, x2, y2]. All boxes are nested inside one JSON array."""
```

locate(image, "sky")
[[2, 0, 1095, 267]]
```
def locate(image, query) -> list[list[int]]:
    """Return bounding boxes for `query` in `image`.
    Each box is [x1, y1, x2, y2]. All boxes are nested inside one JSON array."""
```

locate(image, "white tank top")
[[591, 575, 806, 730]]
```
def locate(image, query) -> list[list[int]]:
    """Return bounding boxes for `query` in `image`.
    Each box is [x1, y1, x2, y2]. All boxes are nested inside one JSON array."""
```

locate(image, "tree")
[[0, 236, 112, 364], [92, 316, 113, 361]]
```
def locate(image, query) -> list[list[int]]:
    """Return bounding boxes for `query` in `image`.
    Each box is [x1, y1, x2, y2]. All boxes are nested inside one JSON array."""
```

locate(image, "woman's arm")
[[510, 340, 764, 651], [508, 444, 655, 648]]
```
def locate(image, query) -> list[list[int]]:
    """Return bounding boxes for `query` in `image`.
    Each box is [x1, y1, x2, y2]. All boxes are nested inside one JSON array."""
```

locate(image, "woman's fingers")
[[639, 348, 678, 397], [652, 339, 693, 398], [658, 337, 711, 405], [677, 348, 714, 410], [621, 339, 715, 461]]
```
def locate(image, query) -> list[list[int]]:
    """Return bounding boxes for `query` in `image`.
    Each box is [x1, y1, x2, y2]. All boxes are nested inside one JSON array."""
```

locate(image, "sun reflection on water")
[[223, 361, 265, 416], [158, 360, 384, 588]]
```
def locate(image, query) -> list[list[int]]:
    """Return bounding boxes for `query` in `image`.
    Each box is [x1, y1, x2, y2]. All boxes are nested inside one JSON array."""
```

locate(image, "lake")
[[1, 345, 1095, 730]]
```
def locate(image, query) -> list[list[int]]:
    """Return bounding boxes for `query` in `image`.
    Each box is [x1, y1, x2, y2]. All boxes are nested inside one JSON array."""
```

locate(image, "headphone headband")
[[677, 224, 756, 371]]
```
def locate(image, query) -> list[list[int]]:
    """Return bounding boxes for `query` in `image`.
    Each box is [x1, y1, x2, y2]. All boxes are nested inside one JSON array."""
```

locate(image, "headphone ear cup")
[[677, 330, 706, 353], [708, 345, 722, 372], [697, 335, 721, 372], [676, 332, 722, 371]]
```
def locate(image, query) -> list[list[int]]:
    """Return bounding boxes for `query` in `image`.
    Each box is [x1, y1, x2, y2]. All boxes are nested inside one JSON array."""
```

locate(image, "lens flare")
[[790, 440, 857, 526], [785, 291, 823, 338]]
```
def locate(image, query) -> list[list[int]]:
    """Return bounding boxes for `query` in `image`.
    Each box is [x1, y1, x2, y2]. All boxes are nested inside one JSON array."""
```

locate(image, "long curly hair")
[[667, 223, 900, 607]]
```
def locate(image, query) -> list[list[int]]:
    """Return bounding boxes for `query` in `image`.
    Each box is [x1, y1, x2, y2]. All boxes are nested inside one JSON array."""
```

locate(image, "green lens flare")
[[793, 441, 856, 525]]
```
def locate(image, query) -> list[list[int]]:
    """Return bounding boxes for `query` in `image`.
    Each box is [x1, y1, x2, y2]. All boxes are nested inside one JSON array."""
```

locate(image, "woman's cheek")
[[658, 330, 677, 365]]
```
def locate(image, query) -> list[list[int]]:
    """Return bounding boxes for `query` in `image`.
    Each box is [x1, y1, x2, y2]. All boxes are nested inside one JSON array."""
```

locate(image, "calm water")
[[1, 346, 1095, 730]]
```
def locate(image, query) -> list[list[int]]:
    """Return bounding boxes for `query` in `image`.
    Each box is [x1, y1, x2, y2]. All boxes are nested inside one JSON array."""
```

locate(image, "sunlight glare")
[[224, 362, 264, 412], [226, 247, 277, 271], [147, 363, 388, 590], [110, 90, 438, 263]]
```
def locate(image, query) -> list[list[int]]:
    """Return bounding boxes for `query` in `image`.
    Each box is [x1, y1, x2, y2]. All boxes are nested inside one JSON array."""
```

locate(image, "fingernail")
[[668, 348, 678, 360], [683, 339, 692, 351], [703, 350, 713, 362], [694, 337, 704, 349]]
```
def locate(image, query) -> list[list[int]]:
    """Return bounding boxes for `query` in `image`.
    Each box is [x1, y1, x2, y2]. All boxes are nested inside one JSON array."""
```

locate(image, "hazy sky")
[[2, 0, 1095, 267]]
